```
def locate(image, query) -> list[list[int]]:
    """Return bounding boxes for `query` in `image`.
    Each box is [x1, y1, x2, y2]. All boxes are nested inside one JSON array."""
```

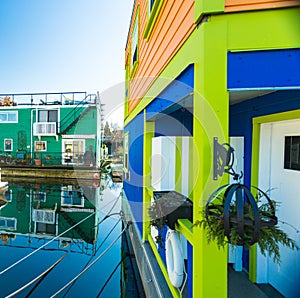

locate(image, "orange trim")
[[225, 0, 300, 12]]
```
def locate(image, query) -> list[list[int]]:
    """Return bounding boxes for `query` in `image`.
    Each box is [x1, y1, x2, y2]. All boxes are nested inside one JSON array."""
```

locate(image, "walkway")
[[228, 265, 284, 298]]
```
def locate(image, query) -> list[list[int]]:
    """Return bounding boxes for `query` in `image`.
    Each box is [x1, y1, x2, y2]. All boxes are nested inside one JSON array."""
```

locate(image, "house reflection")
[[0, 179, 102, 255]]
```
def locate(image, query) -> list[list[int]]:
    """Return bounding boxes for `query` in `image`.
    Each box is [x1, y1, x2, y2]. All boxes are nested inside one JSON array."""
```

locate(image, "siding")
[[126, 0, 195, 115], [225, 0, 300, 12]]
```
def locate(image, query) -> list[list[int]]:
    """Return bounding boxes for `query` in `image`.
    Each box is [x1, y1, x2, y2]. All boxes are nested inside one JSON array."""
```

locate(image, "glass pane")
[[284, 136, 300, 171], [0, 219, 5, 227], [48, 110, 58, 122], [0, 113, 7, 122], [7, 220, 15, 228], [38, 110, 48, 122], [8, 113, 16, 121]]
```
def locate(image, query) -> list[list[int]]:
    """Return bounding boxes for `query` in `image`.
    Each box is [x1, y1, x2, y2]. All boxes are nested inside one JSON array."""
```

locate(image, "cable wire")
[[5, 253, 67, 298], [0, 211, 96, 275], [96, 257, 125, 297], [50, 224, 129, 298], [61, 216, 122, 298]]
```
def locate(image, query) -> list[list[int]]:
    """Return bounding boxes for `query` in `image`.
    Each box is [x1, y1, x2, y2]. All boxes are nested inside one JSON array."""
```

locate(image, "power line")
[[50, 223, 129, 298], [0, 211, 97, 275], [5, 253, 67, 298]]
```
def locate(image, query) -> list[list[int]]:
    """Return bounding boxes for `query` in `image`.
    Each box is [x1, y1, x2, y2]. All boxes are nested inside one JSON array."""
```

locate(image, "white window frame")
[[0, 111, 18, 123], [131, 14, 139, 67], [34, 141, 47, 151], [32, 209, 56, 224], [148, 0, 155, 16], [33, 122, 57, 136], [4, 138, 13, 151], [37, 109, 58, 123], [124, 132, 130, 180], [0, 217, 17, 230], [61, 185, 84, 207]]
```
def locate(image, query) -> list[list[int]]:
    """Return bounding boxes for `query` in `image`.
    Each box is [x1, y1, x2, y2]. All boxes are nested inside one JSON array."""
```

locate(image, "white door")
[[228, 137, 244, 271], [258, 119, 300, 298]]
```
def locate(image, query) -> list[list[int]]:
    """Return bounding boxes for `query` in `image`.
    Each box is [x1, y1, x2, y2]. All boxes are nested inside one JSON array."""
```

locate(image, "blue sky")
[[0, 0, 134, 123]]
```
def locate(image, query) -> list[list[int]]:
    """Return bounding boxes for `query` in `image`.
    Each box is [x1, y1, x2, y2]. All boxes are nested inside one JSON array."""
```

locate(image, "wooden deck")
[[0, 164, 101, 180]]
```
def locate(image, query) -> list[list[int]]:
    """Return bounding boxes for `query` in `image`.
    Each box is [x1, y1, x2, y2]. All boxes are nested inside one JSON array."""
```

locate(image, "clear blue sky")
[[0, 0, 134, 123]]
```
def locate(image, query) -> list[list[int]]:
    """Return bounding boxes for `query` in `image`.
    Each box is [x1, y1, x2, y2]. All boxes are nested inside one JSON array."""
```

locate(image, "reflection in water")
[[0, 177, 127, 297]]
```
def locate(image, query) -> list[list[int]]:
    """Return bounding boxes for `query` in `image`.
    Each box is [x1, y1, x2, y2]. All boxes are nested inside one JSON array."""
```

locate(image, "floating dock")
[[0, 165, 101, 180]]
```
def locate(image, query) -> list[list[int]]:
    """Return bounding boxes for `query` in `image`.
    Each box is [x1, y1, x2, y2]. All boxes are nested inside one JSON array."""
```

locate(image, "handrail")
[[0, 91, 88, 106], [59, 94, 97, 134]]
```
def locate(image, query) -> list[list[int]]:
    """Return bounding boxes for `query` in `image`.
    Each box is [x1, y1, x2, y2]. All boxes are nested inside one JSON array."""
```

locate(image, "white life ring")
[[165, 230, 184, 288]]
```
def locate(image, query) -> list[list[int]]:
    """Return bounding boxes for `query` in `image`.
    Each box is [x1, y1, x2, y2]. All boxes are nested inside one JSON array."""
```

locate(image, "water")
[[0, 177, 125, 297]]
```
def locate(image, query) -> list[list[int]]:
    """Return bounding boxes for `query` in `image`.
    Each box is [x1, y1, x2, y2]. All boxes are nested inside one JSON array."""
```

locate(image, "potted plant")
[[34, 152, 42, 166], [148, 191, 193, 247], [194, 183, 299, 264]]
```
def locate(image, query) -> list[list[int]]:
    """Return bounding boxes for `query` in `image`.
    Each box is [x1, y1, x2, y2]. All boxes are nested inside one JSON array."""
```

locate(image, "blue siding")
[[230, 90, 300, 187], [155, 107, 193, 136], [230, 90, 300, 271], [146, 64, 194, 121], [124, 112, 144, 236], [228, 49, 300, 90]]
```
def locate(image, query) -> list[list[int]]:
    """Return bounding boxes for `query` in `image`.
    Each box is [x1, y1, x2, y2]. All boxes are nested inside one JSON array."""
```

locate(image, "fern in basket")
[[195, 196, 298, 264]]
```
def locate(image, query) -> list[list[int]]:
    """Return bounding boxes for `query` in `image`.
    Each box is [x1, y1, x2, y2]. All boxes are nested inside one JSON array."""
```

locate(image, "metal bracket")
[[213, 137, 235, 180]]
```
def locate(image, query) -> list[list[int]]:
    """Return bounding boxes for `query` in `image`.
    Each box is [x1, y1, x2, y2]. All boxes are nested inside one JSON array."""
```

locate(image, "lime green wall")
[[194, 0, 224, 23], [127, 6, 300, 297]]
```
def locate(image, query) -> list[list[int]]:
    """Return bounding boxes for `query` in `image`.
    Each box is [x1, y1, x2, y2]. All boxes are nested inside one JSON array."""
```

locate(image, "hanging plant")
[[194, 183, 299, 264]]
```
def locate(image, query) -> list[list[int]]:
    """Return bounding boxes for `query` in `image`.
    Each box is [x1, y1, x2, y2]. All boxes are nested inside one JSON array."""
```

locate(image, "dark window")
[[38, 110, 58, 122], [284, 136, 300, 170], [149, 0, 155, 11]]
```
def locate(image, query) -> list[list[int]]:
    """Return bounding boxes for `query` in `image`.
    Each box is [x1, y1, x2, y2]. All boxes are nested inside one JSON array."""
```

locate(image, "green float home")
[[123, 1, 300, 297], [0, 92, 102, 167], [0, 181, 99, 252]]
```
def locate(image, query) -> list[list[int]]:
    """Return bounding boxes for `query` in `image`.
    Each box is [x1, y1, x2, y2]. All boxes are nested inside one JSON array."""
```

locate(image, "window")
[[34, 191, 46, 202], [144, 0, 163, 40], [0, 111, 18, 123], [35, 141, 47, 151], [131, 14, 139, 68], [4, 139, 13, 151], [124, 132, 130, 180], [61, 185, 84, 207], [33, 209, 56, 224], [0, 217, 17, 230], [148, 0, 155, 15], [38, 109, 58, 122], [34, 109, 58, 136], [33, 122, 57, 136], [284, 136, 300, 171]]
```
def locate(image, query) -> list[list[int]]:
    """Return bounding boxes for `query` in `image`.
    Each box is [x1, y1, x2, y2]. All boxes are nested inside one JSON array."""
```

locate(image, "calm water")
[[0, 177, 125, 297]]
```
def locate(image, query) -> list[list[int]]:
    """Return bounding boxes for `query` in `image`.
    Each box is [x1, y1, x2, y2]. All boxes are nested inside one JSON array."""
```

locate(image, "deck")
[[0, 164, 101, 180]]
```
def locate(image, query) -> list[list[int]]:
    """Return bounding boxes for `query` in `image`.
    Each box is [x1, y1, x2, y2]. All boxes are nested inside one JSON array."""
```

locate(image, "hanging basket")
[[205, 183, 278, 246]]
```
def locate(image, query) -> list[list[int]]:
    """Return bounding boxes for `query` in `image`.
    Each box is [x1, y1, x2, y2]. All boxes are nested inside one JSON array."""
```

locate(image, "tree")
[[103, 121, 111, 136]]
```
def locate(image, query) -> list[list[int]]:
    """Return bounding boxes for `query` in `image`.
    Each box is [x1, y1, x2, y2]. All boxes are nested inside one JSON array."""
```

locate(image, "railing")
[[0, 151, 86, 166], [0, 91, 89, 106], [33, 122, 57, 136], [59, 94, 97, 134]]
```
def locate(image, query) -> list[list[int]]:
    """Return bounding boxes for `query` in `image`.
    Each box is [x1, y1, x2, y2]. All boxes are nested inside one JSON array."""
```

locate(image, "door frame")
[[250, 109, 300, 282]]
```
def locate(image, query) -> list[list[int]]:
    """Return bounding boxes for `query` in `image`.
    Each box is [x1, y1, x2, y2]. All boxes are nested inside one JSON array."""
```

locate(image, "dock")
[[0, 165, 101, 180]]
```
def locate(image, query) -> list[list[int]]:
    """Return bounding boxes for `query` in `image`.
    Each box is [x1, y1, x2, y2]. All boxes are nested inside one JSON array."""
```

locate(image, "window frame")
[[34, 141, 47, 151], [144, 0, 163, 40], [4, 138, 13, 151], [130, 8, 140, 77], [284, 135, 300, 171], [37, 109, 58, 123], [0, 111, 18, 123], [0, 217, 17, 230], [123, 132, 130, 181]]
